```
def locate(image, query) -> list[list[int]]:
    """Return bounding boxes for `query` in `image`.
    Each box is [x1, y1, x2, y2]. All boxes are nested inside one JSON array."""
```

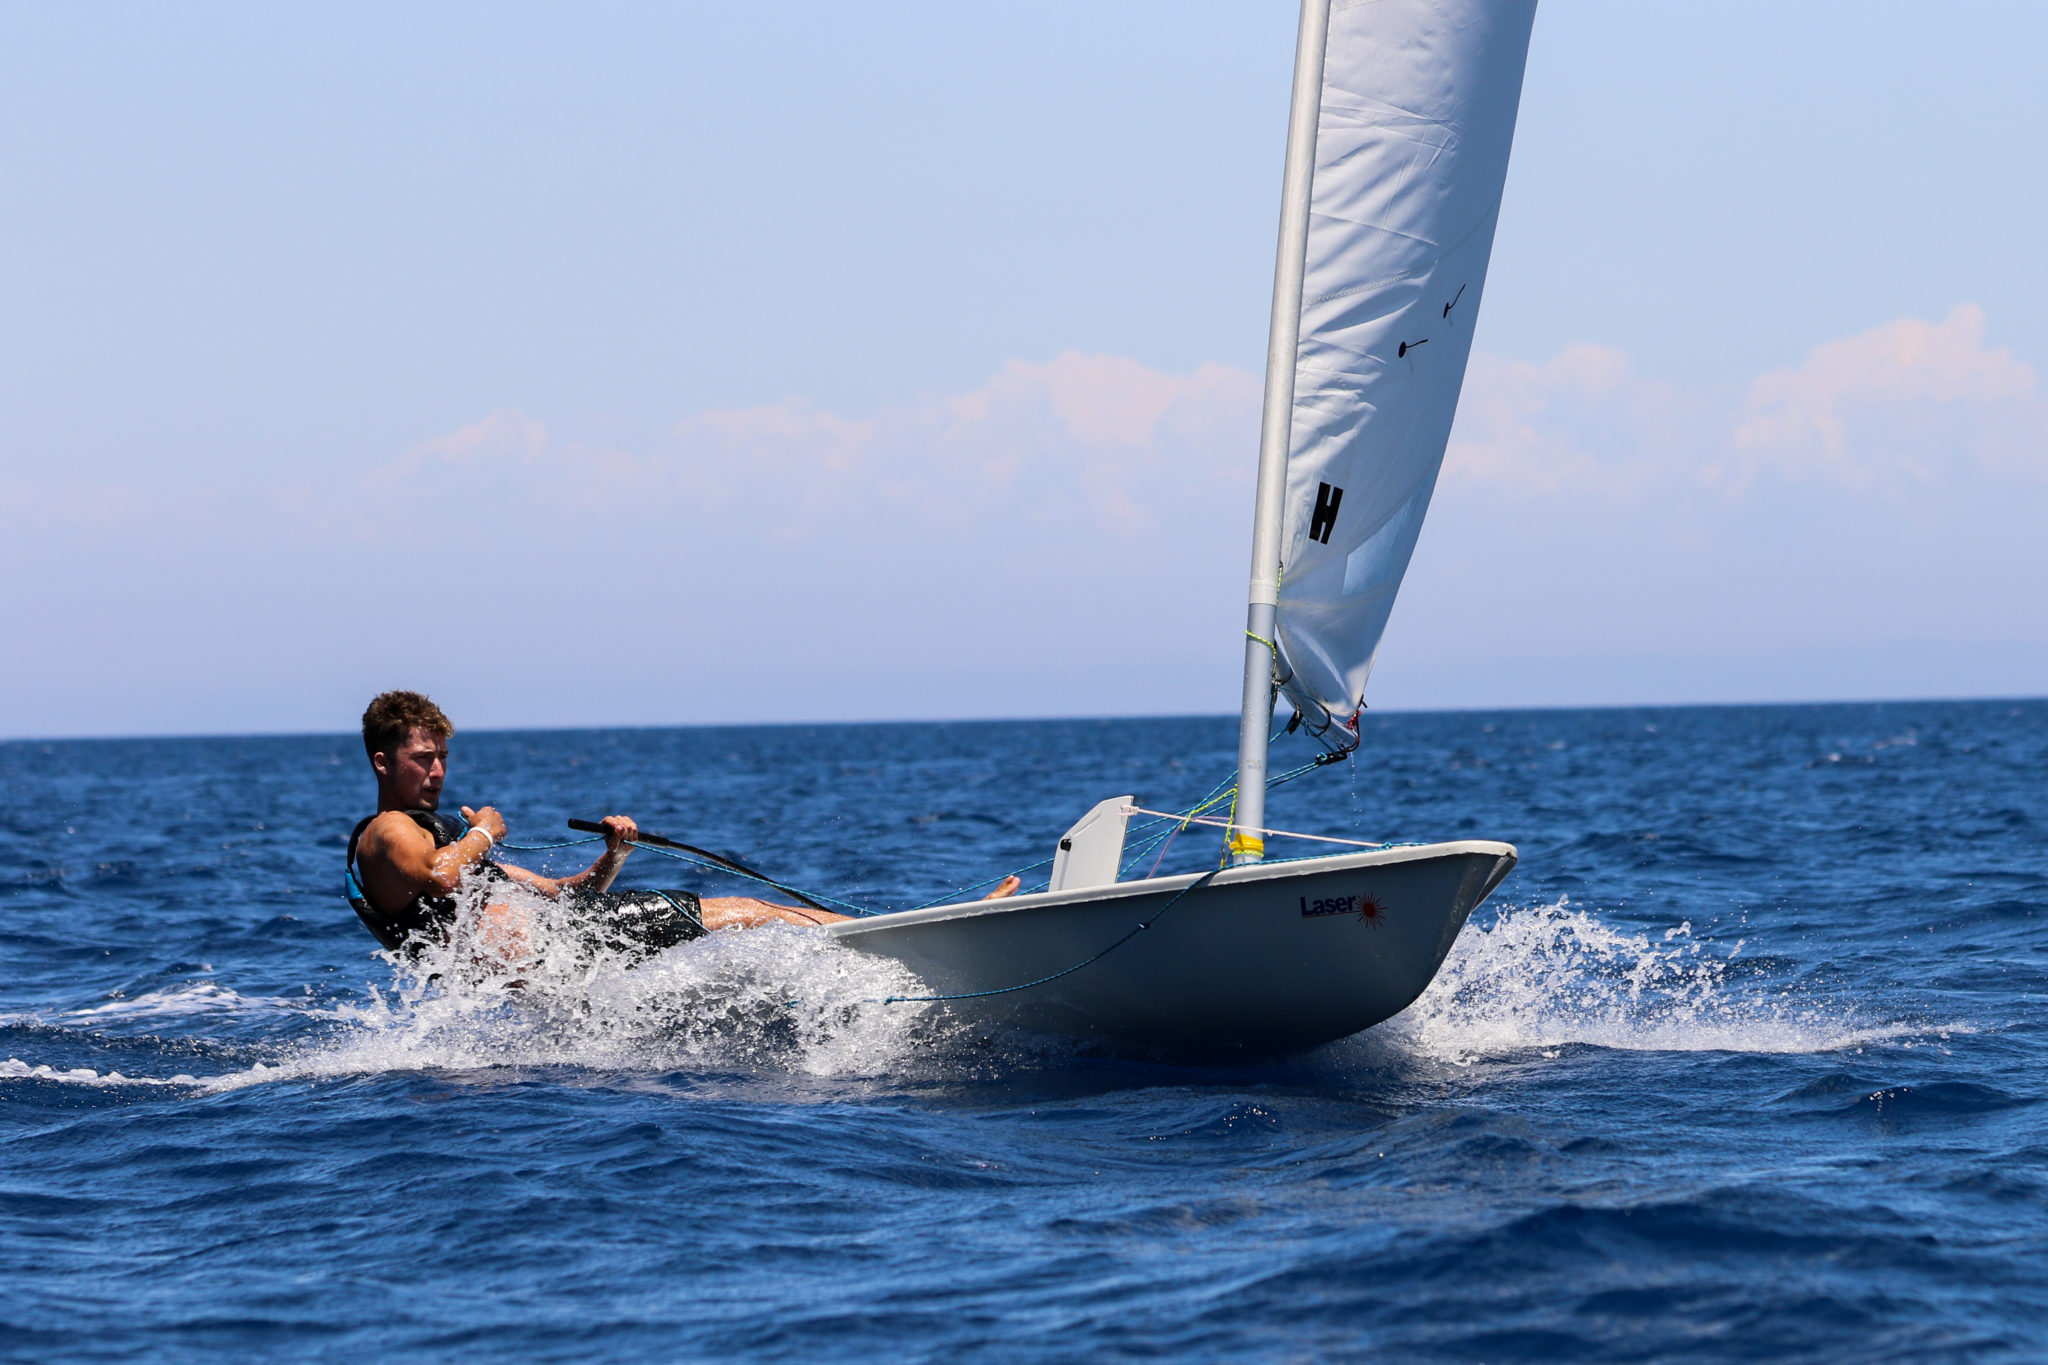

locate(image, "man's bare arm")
[[553, 815, 636, 895], [356, 805, 505, 911], [491, 814, 636, 901]]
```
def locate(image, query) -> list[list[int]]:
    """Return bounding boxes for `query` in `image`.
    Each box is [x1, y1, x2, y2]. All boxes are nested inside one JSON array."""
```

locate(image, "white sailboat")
[[828, 0, 1540, 1053]]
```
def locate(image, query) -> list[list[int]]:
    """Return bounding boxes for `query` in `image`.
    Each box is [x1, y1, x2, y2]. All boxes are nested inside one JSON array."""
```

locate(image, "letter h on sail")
[[1310, 482, 1344, 545]]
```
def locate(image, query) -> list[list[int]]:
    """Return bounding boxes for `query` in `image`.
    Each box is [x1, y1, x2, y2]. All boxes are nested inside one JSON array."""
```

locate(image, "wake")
[[1390, 897, 1933, 1063], [274, 919, 945, 1089], [4, 886, 950, 1092]]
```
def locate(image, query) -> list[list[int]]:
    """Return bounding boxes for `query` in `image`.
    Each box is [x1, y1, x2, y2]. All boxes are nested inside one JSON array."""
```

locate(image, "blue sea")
[[4, 701, 2045, 1360]]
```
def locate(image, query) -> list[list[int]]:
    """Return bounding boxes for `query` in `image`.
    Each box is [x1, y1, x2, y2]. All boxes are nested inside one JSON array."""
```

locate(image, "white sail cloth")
[[1274, 0, 1537, 738]]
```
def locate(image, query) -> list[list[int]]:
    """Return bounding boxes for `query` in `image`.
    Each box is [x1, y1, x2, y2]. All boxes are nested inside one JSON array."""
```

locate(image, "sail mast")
[[1230, 0, 1331, 866]]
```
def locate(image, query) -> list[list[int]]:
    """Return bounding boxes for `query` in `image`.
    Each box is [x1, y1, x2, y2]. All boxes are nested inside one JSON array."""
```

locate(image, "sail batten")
[[1271, 0, 1538, 741]]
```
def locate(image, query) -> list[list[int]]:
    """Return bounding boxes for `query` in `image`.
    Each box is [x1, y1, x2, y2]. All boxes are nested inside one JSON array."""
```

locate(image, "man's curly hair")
[[361, 690, 454, 761]]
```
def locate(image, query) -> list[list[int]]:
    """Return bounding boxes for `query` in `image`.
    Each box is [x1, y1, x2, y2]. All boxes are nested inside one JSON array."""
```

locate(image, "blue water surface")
[[3, 701, 2045, 1360]]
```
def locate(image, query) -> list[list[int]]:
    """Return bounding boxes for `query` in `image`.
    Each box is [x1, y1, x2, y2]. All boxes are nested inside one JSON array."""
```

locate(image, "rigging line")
[[1118, 826, 1181, 881], [1112, 765, 1248, 877], [1121, 806, 1394, 851], [875, 872, 1221, 1006], [1105, 789, 1228, 875], [501, 833, 864, 916], [1125, 770, 1250, 879], [1143, 821, 1186, 879], [562, 819, 843, 913], [1266, 754, 1344, 789], [1215, 754, 1339, 867], [621, 841, 874, 916], [650, 888, 707, 937], [903, 853, 1059, 912], [499, 832, 862, 914]]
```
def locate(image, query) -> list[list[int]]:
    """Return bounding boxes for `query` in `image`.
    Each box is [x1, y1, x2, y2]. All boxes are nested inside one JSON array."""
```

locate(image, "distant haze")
[[4, 2, 2044, 738]]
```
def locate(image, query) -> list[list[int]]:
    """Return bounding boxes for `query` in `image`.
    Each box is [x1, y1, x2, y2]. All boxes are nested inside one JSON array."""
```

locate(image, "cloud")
[[350, 409, 557, 539], [383, 352, 1262, 552], [1444, 344, 1697, 496], [367, 309, 2046, 551], [1440, 304, 2048, 504], [388, 409, 548, 475], [1727, 304, 2046, 491]]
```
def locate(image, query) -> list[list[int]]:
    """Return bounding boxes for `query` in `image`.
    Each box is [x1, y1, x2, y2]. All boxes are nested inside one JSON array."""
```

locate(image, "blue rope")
[[501, 832, 875, 914], [1114, 766, 1250, 879], [622, 840, 875, 915], [650, 888, 707, 937], [904, 854, 1057, 912], [1112, 750, 1341, 879]]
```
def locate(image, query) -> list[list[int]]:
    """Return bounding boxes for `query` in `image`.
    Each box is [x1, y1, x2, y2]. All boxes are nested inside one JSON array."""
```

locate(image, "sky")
[[3, 1, 2044, 738]]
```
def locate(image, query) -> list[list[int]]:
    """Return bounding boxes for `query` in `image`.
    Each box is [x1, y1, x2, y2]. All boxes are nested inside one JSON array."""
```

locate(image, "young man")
[[345, 690, 859, 962]]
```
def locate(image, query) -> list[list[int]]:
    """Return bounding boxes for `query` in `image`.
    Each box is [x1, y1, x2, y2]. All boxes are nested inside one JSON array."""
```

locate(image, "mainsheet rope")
[[494, 834, 875, 915]]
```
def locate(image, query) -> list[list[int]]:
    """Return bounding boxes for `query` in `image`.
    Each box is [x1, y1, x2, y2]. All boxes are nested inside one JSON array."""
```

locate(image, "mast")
[[1229, 0, 1330, 866]]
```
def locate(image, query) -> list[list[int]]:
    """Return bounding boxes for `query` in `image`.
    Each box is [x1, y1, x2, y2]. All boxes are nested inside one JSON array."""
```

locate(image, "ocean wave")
[[1, 1057, 200, 1087], [0, 981, 336, 1029], [1391, 898, 1935, 1063], [66, 981, 313, 1022]]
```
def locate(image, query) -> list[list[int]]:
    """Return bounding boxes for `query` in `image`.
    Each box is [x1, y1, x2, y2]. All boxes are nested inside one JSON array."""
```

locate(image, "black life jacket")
[[345, 809, 501, 953]]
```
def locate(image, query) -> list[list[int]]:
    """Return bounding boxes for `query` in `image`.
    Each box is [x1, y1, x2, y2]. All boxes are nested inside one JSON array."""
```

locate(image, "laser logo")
[[1299, 891, 1387, 926]]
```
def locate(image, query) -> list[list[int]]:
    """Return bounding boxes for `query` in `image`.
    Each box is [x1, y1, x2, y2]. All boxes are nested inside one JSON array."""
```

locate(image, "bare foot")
[[982, 875, 1022, 900]]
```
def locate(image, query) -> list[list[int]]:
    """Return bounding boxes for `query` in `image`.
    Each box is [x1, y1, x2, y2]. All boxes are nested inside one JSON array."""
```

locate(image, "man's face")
[[378, 728, 449, 809]]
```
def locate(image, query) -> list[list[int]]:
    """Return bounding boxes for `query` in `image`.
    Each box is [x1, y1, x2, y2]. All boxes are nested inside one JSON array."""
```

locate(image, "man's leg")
[[699, 874, 1020, 931], [698, 898, 851, 930], [474, 901, 536, 965]]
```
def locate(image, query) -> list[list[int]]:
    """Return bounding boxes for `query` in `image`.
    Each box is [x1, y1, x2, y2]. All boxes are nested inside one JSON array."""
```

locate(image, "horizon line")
[[4, 692, 2042, 746]]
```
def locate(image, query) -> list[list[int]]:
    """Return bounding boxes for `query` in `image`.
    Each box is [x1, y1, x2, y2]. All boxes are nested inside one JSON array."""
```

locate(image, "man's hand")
[[461, 806, 509, 842], [496, 814, 640, 900]]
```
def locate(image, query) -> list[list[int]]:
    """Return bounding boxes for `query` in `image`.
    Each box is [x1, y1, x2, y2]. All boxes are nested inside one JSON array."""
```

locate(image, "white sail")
[[1272, 0, 1538, 740]]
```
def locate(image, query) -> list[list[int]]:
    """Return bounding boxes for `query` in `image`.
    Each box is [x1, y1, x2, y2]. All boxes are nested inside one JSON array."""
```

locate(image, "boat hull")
[[826, 840, 1515, 1054]]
